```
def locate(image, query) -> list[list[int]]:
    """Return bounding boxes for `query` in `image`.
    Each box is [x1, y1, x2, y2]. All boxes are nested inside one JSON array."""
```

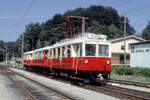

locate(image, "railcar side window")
[[38, 52, 40, 59], [57, 48, 60, 58], [40, 51, 42, 59], [45, 50, 48, 59], [62, 47, 65, 58], [49, 49, 51, 58], [55, 48, 58, 58], [67, 45, 71, 57], [85, 44, 96, 56], [72, 44, 81, 57], [98, 45, 109, 57], [80, 44, 82, 57], [53, 49, 56, 58], [42, 51, 44, 59], [50, 49, 54, 58]]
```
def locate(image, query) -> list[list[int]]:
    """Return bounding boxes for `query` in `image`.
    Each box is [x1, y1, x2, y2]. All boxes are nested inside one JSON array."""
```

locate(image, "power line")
[[127, 3, 150, 15], [114, 0, 130, 8], [18, 0, 34, 25], [13, 0, 34, 34], [124, 0, 150, 15], [10, 0, 34, 65]]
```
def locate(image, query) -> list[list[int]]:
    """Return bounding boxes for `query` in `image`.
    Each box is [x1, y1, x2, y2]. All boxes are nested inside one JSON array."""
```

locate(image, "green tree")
[[16, 5, 136, 53], [142, 21, 150, 40], [89, 21, 123, 39], [0, 40, 5, 62]]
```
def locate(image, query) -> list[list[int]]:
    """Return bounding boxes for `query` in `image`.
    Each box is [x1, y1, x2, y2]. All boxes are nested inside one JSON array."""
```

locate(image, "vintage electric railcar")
[[23, 33, 111, 82]]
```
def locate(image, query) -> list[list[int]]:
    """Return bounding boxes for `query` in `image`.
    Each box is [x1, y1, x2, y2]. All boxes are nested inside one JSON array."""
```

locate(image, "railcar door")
[[66, 45, 72, 70], [44, 50, 48, 67], [72, 43, 83, 73]]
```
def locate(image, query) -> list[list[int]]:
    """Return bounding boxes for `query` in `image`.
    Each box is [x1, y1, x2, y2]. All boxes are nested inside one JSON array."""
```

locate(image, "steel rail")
[[0, 68, 36, 100], [83, 84, 150, 100], [9, 69, 75, 100], [109, 79, 150, 88], [3, 65, 150, 100]]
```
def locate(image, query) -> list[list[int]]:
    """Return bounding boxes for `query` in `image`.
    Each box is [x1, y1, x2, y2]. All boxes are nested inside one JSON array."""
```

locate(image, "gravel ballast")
[[11, 68, 119, 100], [110, 83, 150, 93], [0, 73, 25, 100]]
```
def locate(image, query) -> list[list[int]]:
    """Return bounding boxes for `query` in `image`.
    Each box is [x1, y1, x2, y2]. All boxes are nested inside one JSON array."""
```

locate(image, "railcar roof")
[[53, 33, 108, 47], [23, 51, 34, 55], [24, 33, 109, 54]]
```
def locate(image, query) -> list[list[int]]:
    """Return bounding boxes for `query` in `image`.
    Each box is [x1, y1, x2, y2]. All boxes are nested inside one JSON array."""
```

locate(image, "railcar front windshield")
[[85, 44, 96, 56], [98, 45, 109, 57]]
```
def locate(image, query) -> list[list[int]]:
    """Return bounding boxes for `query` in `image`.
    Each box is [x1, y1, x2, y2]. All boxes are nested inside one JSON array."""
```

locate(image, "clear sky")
[[0, 0, 150, 41]]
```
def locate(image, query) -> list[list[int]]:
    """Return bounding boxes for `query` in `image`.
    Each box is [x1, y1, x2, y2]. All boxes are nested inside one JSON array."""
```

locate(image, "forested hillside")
[[0, 41, 18, 62], [0, 40, 5, 61], [14, 5, 136, 56]]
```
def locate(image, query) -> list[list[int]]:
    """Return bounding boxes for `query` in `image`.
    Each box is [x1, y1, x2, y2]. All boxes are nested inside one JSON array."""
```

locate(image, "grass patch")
[[111, 65, 150, 83]]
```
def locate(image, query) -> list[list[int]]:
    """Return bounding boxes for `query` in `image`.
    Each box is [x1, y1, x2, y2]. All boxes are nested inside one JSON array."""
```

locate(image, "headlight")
[[85, 60, 88, 64], [107, 60, 110, 65]]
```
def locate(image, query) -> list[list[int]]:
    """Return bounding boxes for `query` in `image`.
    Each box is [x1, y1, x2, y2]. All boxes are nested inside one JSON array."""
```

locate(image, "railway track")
[[50, 75, 150, 100], [17, 68, 150, 100], [2, 65, 150, 100], [42, 72, 150, 100], [0, 67, 36, 100], [83, 84, 150, 100], [28, 69, 150, 100], [0, 66, 74, 100], [109, 79, 150, 88]]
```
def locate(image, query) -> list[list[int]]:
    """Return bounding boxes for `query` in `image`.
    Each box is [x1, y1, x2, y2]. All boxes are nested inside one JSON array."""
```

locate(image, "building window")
[[126, 55, 130, 60], [136, 49, 144, 53], [120, 55, 130, 64], [131, 50, 134, 53], [121, 45, 125, 50], [131, 46, 135, 50], [146, 49, 149, 52]]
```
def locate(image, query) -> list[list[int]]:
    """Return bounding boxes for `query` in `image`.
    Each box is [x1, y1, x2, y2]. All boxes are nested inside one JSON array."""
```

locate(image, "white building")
[[130, 41, 150, 67], [110, 35, 144, 65]]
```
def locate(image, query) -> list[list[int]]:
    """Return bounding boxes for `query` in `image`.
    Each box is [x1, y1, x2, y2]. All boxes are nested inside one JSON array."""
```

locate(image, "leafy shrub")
[[111, 65, 150, 77], [124, 67, 134, 75], [140, 68, 150, 77]]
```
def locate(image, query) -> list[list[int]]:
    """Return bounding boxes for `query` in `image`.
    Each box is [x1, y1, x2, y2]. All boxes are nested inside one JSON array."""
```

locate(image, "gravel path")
[[11, 68, 119, 100], [0, 76, 11, 100], [0, 73, 25, 100]]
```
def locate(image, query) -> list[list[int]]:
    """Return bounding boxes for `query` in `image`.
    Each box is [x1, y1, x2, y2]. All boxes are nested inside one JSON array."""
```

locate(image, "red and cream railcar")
[[24, 33, 111, 81]]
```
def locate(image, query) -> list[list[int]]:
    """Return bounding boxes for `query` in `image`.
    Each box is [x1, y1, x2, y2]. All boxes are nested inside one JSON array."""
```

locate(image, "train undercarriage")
[[24, 65, 110, 85]]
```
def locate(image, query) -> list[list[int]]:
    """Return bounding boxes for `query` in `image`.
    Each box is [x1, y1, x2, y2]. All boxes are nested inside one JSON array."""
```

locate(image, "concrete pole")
[[5, 46, 8, 65], [82, 18, 85, 34], [3, 50, 5, 63], [124, 16, 127, 67], [22, 34, 24, 68]]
